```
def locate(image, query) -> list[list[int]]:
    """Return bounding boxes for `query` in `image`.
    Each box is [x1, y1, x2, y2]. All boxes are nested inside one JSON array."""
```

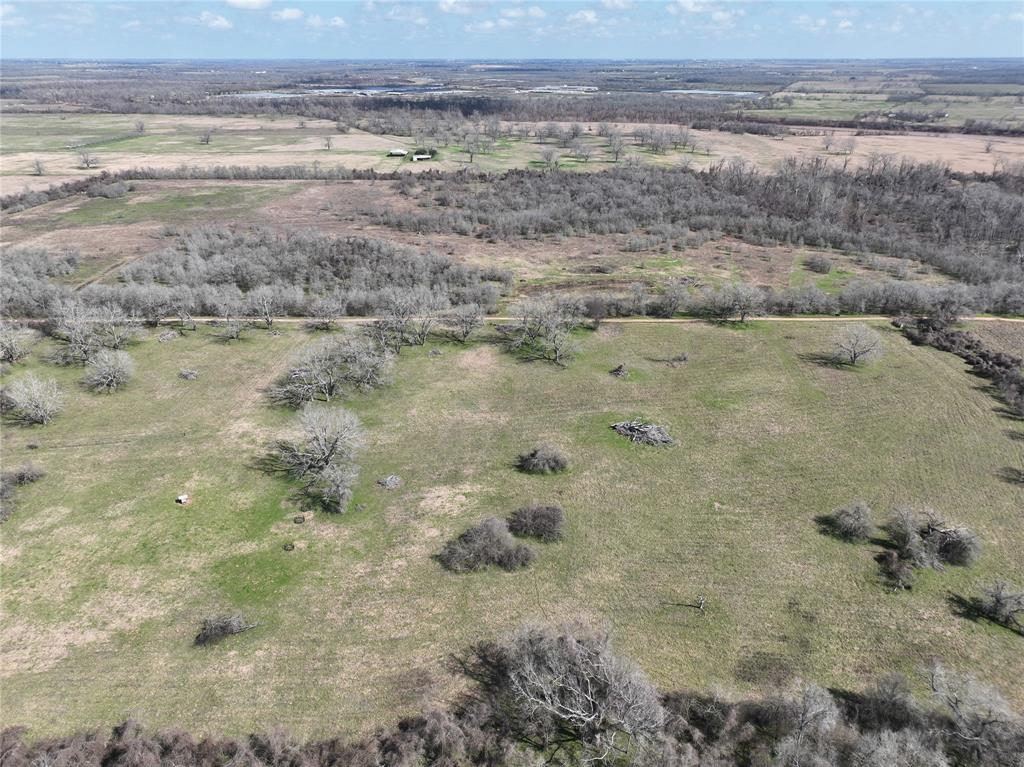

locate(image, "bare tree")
[[978, 580, 1024, 633], [323, 136, 333, 150], [608, 132, 626, 162], [831, 324, 884, 365], [32, 159, 45, 176], [134, 120, 145, 133], [700, 283, 766, 323], [77, 150, 98, 169], [6, 374, 64, 425], [481, 621, 666, 764], [245, 286, 282, 329], [306, 294, 347, 331], [571, 140, 594, 163], [441, 304, 485, 343], [0, 323, 37, 364], [499, 296, 584, 366], [199, 128, 213, 145], [270, 335, 393, 407], [929, 663, 1024, 766], [540, 147, 560, 171], [83, 349, 135, 393], [270, 405, 364, 513]]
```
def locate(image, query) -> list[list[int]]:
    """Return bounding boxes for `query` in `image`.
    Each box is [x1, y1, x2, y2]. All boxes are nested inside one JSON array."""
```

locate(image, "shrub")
[[5, 462, 45, 486], [438, 518, 535, 573], [83, 349, 135, 393], [5, 374, 63, 425], [977, 580, 1024, 633], [194, 614, 255, 646], [883, 507, 981, 570], [507, 505, 565, 542], [516, 444, 569, 474], [829, 500, 873, 541], [805, 255, 833, 274]]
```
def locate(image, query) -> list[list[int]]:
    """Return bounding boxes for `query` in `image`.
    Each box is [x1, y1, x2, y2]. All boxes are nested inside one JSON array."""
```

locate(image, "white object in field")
[[412, 154, 432, 161], [387, 149, 409, 156], [175, 494, 190, 504]]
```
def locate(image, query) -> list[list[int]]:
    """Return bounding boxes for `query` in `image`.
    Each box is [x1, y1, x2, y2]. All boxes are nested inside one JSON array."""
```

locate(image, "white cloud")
[[793, 14, 827, 33], [465, 18, 496, 32], [306, 13, 324, 27], [329, 15, 347, 27], [271, 7, 303, 21], [837, 18, 853, 31], [225, 0, 270, 8], [439, 0, 471, 13], [567, 9, 598, 24], [601, 0, 632, 8], [386, 4, 428, 25], [199, 10, 233, 29], [0, 3, 28, 26], [502, 6, 545, 19], [121, 18, 142, 29], [1009, 11, 1024, 22], [709, 8, 743, 29], [667, 0, 710, 14]]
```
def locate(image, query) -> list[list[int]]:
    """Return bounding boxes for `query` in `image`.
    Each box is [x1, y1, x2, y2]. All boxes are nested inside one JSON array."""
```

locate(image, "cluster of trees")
[[497, 297, 586, 365], [821, 502, 982, 592], [3, 229, 510, 324], [382, 158, 1023, 314], [904, 317, 1024, 417], [1, 374, 64, 426], [5, 619, 1022, 766]]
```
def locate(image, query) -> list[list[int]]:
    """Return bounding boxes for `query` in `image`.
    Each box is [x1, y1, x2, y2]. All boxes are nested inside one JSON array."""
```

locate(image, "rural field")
[[2, 319, 1022, 737], [2, 49, 1024, 765]]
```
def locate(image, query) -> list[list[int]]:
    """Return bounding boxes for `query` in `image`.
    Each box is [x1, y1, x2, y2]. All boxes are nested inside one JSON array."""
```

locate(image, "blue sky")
[[1, 1, 1022, 59]]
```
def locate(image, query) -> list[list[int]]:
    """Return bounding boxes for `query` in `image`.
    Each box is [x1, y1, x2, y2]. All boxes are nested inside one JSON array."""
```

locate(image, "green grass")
[[1, 321, 1022, 738], [59, 185, 295, 226]]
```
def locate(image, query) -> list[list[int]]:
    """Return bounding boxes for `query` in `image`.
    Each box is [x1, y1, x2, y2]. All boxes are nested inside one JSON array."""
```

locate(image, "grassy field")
[[4, 111, 1023, 194], [2, 320, 1022, 738]]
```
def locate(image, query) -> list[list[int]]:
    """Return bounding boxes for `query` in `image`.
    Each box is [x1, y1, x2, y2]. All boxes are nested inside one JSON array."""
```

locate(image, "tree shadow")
[[948, 592, 987, 623], [813, 514, 845, 540], [797, 352, 846, 369], [996, 466, 1024, 485], [1005, 429, 1024, 442]]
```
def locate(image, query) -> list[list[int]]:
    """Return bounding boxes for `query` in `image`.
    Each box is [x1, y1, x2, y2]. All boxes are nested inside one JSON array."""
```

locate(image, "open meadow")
[[2, 319, 1022, 737]]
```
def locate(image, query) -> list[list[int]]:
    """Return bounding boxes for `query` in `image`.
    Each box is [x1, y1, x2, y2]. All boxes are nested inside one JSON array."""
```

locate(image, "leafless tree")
[[978, 580, 1024, 633], [571, 140, 594, 163], [700, 283, 766, 322], [77, 150, 98, 169], [831, 324, 884, 365], [32, 159, 45, 176], [540, 147, 560, 170], [83, 349, 135, 393], [441, 304, 485, 343], [6, 374, 64, 425], [773, 682, 841, 767], [0, 323, 37, 364], [493, 621, 665, 764], [608, 132, 626, 162], [270, 335, 393, 406], [929, 663, 1024, 766], [199, 128, 213, 145], [306, 294, 348, 331], [134, 120, 145, 133], [323, 136, 333, 150], [270, 405, 364, 513], [245, 286, 282, 329], [500, 296, 584, 366]]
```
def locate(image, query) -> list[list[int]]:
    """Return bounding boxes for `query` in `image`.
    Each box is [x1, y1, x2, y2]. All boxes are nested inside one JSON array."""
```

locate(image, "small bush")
[[179, 369, 199, 380], [83, 350, 134, 393], [516, 444, 569, 474], [883, 507, 981, 571], [194, 614, 255, 646], [5, 374, 63, 425], [5, 463, 45, 486], [805, 255, 833, 274], [829, 500, 873, 541], [978, 580, 1024, 633], [438, 518, 535, 573], [507, 505, 565, 542]]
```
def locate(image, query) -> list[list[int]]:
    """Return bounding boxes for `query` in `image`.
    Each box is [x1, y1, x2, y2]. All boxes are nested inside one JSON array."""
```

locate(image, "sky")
[[1, 1, 1022, 60]]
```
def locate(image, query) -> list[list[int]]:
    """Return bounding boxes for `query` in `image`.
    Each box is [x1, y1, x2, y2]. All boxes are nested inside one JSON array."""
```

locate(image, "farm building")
[[387, 149, 408, 157]]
